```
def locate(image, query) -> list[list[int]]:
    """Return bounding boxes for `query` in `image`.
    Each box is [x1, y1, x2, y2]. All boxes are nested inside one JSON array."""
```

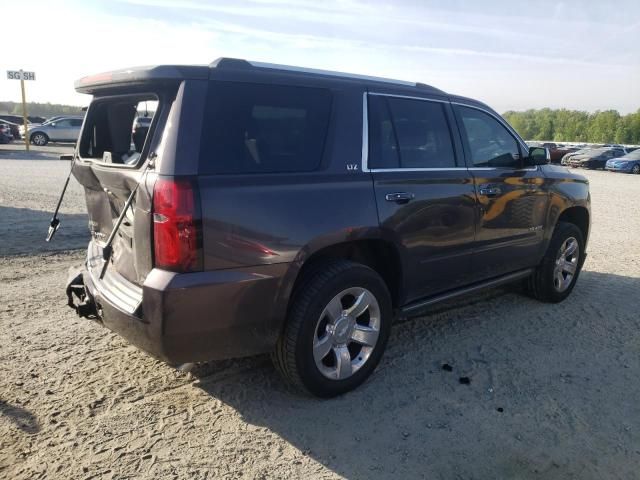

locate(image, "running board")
[[400, 269, 534, 317]]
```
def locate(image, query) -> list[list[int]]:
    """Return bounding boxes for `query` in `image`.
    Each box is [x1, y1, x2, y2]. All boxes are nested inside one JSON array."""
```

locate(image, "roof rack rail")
[[209, 57, 420, 88]]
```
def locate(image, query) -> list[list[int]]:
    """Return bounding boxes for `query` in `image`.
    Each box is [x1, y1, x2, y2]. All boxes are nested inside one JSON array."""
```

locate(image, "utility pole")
[[6, 69, 36, 151]]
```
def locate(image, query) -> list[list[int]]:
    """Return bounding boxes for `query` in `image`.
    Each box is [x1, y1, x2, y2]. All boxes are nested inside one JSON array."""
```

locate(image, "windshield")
[[574, 148, 597, 155], [589, 148, 613, 154], [620, 150, 640, 160]]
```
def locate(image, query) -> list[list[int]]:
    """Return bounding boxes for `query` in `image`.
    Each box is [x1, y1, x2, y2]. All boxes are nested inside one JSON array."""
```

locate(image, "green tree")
[[503, 108, 639, 144]]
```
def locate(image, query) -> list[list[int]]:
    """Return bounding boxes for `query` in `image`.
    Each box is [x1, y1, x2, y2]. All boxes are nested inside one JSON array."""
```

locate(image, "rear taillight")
[[153, 177, 203, 272]]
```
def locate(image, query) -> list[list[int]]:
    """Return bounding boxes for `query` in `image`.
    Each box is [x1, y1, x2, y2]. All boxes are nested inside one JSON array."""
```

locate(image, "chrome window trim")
[[370, 167, 467, 172], [369, 167, 538, 173], [249, 61, 416, 87], [362, 91, 369, 172], [368, 92, 449, 103]]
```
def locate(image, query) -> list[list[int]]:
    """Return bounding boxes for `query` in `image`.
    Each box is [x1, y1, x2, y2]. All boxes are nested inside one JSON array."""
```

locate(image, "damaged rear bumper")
[[65, 246, 289, 365]]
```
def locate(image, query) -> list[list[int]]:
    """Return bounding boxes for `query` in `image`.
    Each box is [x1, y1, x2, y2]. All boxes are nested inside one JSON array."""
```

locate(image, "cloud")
[[1, 0, 638, 113]]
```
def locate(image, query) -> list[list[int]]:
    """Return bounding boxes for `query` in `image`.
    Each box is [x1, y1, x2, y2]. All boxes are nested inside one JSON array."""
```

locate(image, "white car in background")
[[27, 116, 84, 146]]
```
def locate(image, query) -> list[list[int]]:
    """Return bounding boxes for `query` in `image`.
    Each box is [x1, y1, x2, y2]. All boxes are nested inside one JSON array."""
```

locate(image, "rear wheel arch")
[[270, 239, 404, 337], [290, 239, 404, 310]]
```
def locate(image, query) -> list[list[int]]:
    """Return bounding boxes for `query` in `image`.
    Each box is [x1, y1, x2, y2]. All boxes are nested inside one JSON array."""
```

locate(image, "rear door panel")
[[372, 170, 477, 302], [367, 93, 477, 303]]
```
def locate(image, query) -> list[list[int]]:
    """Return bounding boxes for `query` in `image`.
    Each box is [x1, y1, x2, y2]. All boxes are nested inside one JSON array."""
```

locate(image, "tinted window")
[[70, 119, 83, 127], [368, 95, 456, 169], [368, 95, 399, 169], [56, 119, 71, 128], [200, 82, 332, 174], [457, 106, 520, 168]]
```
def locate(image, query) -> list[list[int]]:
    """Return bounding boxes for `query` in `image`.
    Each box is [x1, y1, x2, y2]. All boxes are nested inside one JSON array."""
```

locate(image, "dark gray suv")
[[62, 58, 590, 397]]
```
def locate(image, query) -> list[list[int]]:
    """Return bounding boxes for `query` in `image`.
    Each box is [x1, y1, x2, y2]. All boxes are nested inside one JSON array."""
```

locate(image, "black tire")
[[526, 221, 585, 303], [30, 132, 49, 146], [273, 259, 392, 397], [632, 164, 640, 175]]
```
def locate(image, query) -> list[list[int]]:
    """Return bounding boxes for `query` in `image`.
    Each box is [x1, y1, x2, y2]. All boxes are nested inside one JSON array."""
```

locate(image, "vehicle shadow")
[[0, 206, 88, 256], [0, 149, 64, 161], [192, 270, 640, 479], [0, 399, 40, 434]]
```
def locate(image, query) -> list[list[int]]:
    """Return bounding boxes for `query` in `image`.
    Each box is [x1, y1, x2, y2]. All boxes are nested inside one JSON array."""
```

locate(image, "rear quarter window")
[[199, 82, 332, 174]]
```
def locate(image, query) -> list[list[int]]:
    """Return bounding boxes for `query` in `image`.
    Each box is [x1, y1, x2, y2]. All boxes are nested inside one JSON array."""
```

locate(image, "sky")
[[1, 0, 639, 113]]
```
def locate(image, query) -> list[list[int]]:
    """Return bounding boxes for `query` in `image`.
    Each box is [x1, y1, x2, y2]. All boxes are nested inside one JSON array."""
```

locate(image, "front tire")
[[273, 260, 392, 397], [527, 222, 584, 303], [632, 164, 640, 175], [30, 132, 49, 146]]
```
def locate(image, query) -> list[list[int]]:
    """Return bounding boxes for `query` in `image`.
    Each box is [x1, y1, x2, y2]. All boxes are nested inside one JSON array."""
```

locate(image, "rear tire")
[[273, 260, 392, 397], [30, 132, 48, 146], [526, 221, 584, 303], [632, 164, 640, 175]]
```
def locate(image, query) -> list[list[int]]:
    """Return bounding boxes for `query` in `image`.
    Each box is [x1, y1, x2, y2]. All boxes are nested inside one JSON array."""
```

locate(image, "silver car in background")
[[28, 116, 84, 146]]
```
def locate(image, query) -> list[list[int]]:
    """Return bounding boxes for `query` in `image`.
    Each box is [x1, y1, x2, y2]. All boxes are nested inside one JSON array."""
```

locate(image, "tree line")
[[0, 101, 84, 118], [2, 100, 639, 145], [502, 108, 640, 145]]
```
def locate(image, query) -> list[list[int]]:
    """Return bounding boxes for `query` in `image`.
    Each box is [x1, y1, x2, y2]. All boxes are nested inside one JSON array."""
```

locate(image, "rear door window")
[[368, 95, 457, 169], [200, 82, 332, 174]]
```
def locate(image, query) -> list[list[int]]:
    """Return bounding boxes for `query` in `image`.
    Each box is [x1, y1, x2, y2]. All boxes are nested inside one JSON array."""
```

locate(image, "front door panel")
[[471, 168, 547, 280], [452, 103, 549, 281]]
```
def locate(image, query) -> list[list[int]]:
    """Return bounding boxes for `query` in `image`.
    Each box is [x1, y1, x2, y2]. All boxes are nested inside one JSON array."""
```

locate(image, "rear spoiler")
[[74, 65, 210, 94]]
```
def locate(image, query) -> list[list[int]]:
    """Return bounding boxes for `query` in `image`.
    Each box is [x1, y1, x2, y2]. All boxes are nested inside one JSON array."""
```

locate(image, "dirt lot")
[[1, 158, 639, 479]]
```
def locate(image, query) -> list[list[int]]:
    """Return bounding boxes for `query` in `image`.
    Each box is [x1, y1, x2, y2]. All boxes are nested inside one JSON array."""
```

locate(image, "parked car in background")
[[606, 149, 640, 174], [19, 116, 77, 138], [0, 114, 24, 125], [527, 142, 582, 164], [549, 144, 581, 163], [0, 119, 21, 141], [566, 147, 627, 169], [561, 148, 595, 165], [0, 122, 14, 143], [27, 116, 84, 145], [63, 58, 591, 397]]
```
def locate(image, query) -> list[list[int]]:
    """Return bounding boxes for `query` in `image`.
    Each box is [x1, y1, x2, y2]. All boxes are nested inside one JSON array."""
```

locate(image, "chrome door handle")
[[479, 185, 502, 197], [385, 192, 415, 204]]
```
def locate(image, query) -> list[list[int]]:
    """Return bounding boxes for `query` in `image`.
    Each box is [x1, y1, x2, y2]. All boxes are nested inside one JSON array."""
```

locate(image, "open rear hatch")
[[71, 90, 167, 314]]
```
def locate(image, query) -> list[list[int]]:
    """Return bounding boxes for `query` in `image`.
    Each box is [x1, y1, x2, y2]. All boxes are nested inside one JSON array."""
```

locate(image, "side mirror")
[[50, 122, 56, 127], [526, 146, 550, 166]]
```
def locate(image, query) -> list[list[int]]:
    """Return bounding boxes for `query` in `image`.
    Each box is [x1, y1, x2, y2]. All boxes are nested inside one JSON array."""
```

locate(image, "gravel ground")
[[1, 160, 639, 480]]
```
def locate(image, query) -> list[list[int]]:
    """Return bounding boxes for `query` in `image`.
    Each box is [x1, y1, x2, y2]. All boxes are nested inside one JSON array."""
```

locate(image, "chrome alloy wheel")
[[313, 287, 381, 380], [32, 133, 46, 146], [553, 236, 579, 293]]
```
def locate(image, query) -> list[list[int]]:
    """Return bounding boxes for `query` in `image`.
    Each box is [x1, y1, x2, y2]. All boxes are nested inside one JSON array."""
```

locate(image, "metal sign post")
[[6, 70, 36, 151]]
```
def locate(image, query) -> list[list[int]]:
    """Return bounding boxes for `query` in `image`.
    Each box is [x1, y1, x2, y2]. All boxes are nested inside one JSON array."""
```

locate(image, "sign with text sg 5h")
[[7, 70, 36, 81]]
